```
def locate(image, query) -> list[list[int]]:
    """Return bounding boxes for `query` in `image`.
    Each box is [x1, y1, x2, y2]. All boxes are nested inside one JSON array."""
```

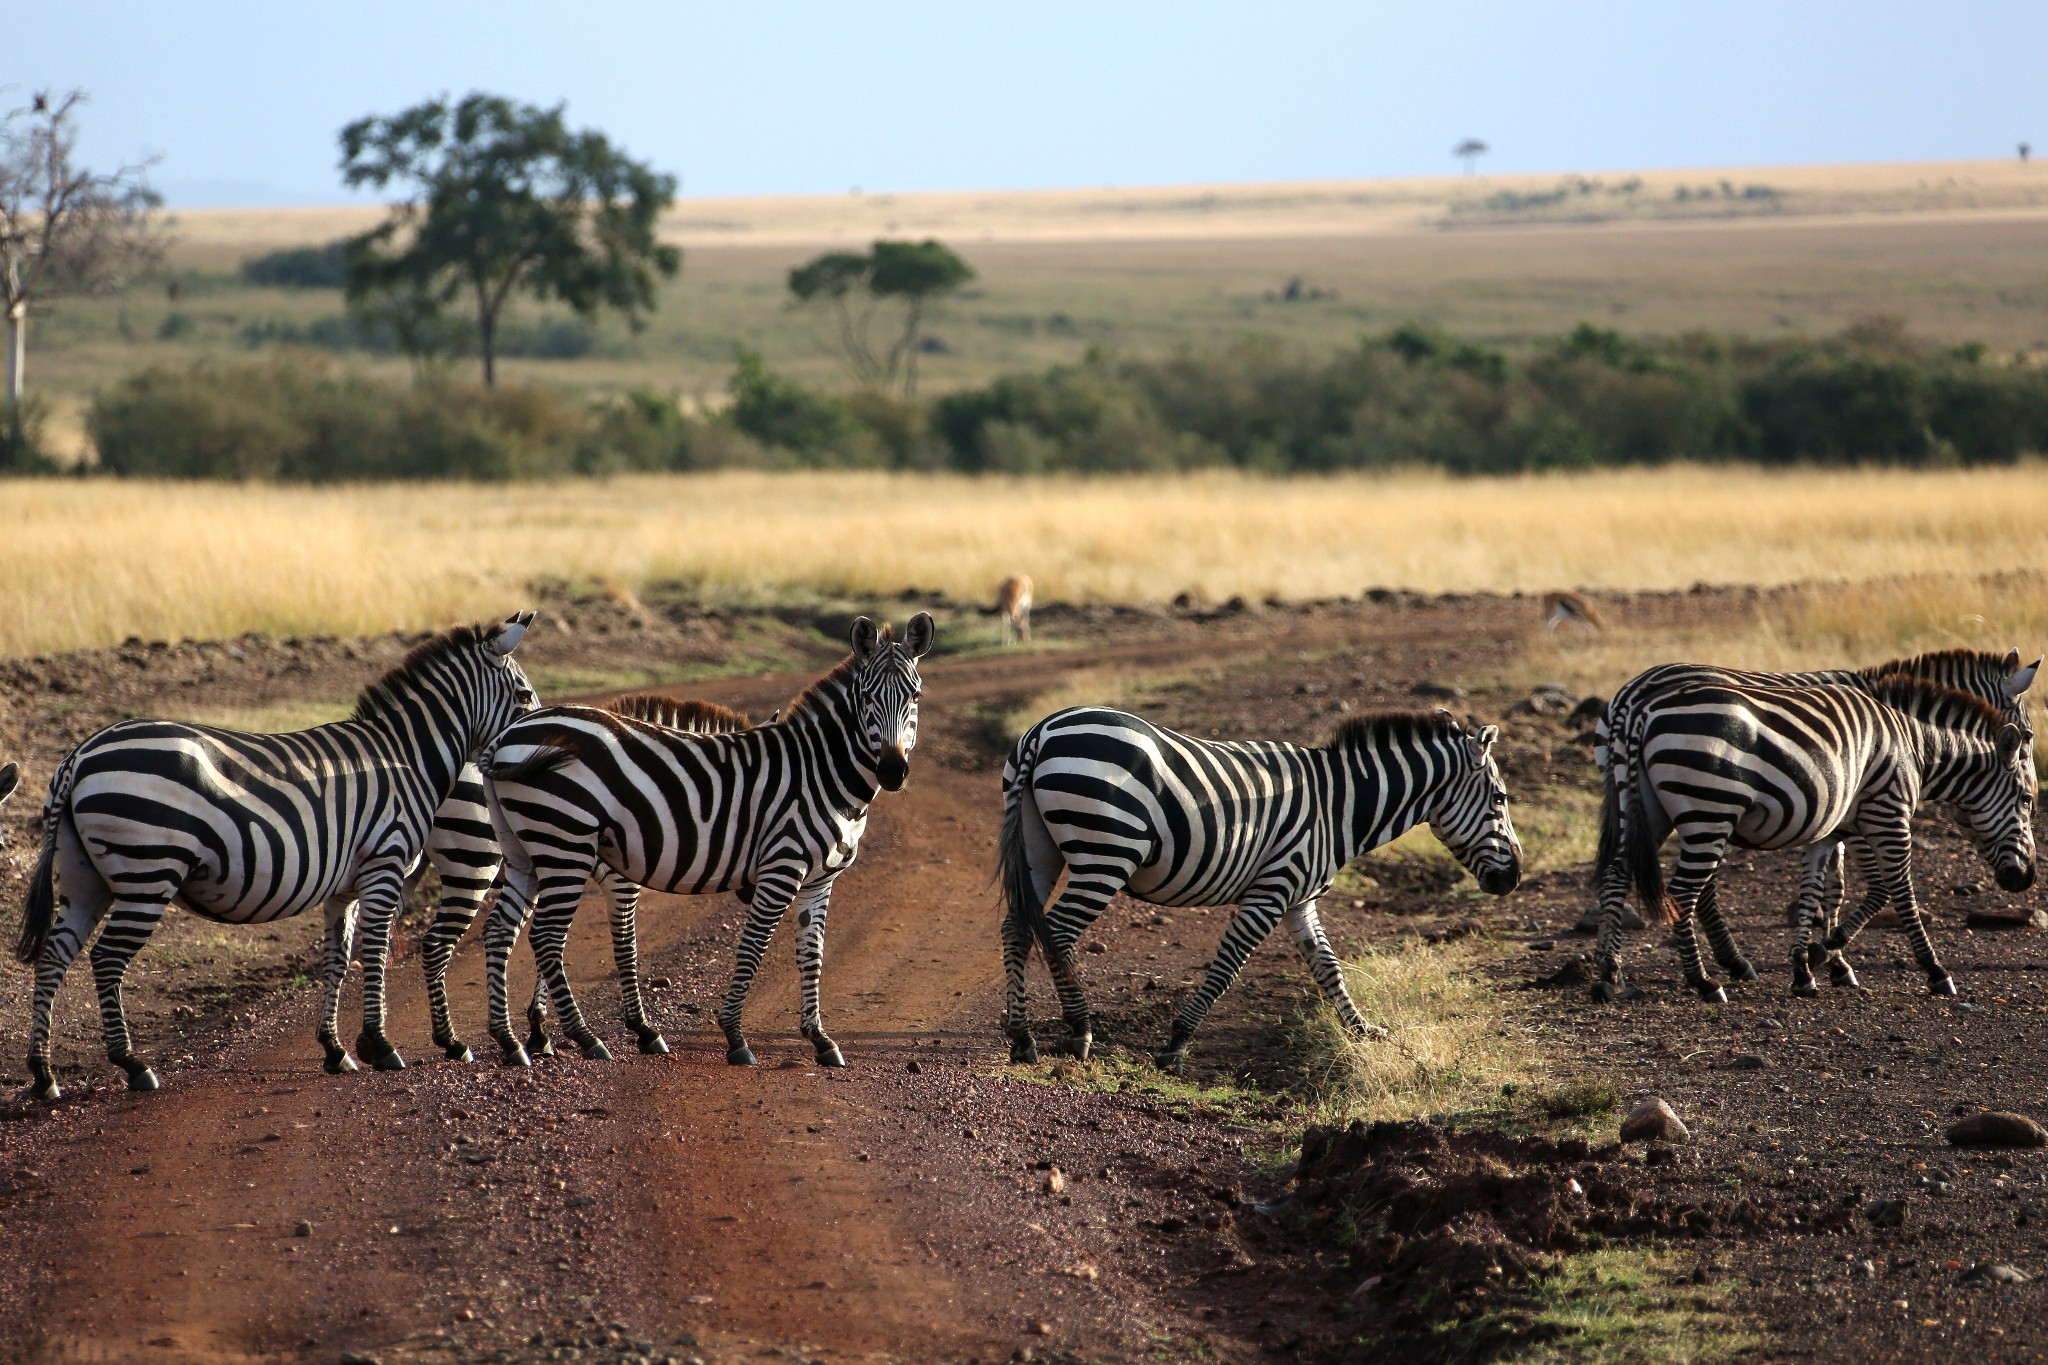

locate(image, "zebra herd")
[[3, 609, 2041, 1101]]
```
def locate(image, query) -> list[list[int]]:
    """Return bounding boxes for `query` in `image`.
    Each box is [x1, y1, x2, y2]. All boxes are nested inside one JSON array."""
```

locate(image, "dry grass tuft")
[[1307, 939, 1548, 1123]]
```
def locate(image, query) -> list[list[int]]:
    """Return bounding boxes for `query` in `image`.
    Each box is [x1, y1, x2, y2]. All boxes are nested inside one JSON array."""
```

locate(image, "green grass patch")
[[1530, 1079, 1621, 1121], [1436, 1248, 1756, 1364], [1009, 1048, 1299, 1128]]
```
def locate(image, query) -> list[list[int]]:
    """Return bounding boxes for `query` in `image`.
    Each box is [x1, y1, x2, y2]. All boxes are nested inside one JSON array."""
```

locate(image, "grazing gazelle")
[[1543, 590, 1605, 633], [997, 574, 1033, 645]]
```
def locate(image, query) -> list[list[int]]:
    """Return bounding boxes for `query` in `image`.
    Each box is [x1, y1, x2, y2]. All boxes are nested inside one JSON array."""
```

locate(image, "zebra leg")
[[1787, 845, 1838, 997], [1158, 898, 1287, 1074], [317, 895, 362, 1074], [1871, 846, 1954, 996], [525, 870, 610, 1061], [483, 864, 539, 1066], [525, 956, 556, 1059], [719, 877, 800, 1066], [1821, 840, 1887, 989], [1003, 786, 1063, 1064], [87, 900, 173, 1092], [1590, 856, 1638, 1002], [792, 879, 844, 1066], [1283, 900, 1386, 1041], [1664, 873, 1726, 1004], [418, 895, 483, 1064], [1694, 877, 1758, 983], [26, 831, 116, 1101], [350, 859, 414, 1071], [603, 872, 666, 1055], [1001, 902, 1039, 1064]]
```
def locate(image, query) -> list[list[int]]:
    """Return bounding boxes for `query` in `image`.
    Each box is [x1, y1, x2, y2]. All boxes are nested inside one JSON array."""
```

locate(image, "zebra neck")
[[1912, 724, 1997, 799], [783, 678, 881, 809], [1332, 751, 1434, 857], [354, 690, 471, 806]]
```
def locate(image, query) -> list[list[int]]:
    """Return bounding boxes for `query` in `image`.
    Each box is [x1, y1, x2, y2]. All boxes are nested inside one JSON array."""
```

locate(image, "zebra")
[[1613, 674, 2036, 1005], [477, 615, 933, 1068], [1587, 648, 2037, 1001], [12, 614, 537, 1100], [997, 706, 1523, 1074], [997, 574, 1033, 645]]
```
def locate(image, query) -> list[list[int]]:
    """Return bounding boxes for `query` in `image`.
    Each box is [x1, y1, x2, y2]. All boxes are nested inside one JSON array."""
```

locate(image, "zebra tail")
[[483, 743, 573, 786], [14, 761, 73, 965], [997, 739, 1058, 958], [1622, 785, 1679, 926], [1591, 773, 1620, 891]]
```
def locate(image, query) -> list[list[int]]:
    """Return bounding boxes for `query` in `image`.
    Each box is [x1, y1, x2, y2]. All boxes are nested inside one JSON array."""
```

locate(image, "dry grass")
[[1307, 939, 1548, 1123], [8, 465, 2048, 658]]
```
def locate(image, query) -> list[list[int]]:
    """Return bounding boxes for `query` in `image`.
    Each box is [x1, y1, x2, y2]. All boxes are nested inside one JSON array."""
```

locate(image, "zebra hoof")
[[323, 1051, 359, 1075], [30, 1079, 59, 1102], [577, 1037, 613, 1062], [1695, 983, 1728, 1004], [1008, 1036, 1040, 1065], [1728, 960, 1760, 983], [125, 1066, 161, 1092], [498, 1041, 532, 1068], [1153, 1050, 1187, 1076], [727, 1044, 757, 1067], [1930, 975, 1959, 998], [1589, 981, 1618, 1004], [442, 1041, 474, 1063], [526, 1034, 555, 1060], [814, 1041, 846, 1068], [637, 1034, 670, 1056], [1065, 1035, 1093, 1062], [1792, 979, 1820, 999], [1830, 962, 1861, 989]]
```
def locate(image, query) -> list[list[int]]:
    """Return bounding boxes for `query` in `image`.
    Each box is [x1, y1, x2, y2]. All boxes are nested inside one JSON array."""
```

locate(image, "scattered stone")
[[1061, 1261, 1099, 1281], [1966, 908, 2048, 931], [1410, 682, 1466, 700], [1948, 1112, 2048, 1148], [1853, 1259, 1878, 1279], [1528, 939, 1556, 952], [905, 1060, 923, 1075], [1083, 941, 1107, 955], [1026, 1320, 1052, 1337], [1043, 1167, 1067, 1195], [1728, 1054, 1769, 1071], [1619, 1099, 1690, 1145], [1864, 1198, 1910, 1229], [568, 1195, 597, 1208], [340, 1354, 382, 1365], [1532, 956, 1590, 988], [293, 1219, 313, 1237], [1960, 1262, 2031, 1285]]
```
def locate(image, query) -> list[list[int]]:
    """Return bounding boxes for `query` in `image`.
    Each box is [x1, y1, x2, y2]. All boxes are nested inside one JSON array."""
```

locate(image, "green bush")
[[240, 242, 352, 289]]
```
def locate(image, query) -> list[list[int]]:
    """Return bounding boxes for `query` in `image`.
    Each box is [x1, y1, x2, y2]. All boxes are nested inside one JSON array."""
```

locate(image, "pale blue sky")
[[14, 2, 2045, 207]]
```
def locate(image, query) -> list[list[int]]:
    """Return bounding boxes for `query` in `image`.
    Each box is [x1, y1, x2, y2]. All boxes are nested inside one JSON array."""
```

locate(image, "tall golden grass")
[[4, 465, 2048, 657]]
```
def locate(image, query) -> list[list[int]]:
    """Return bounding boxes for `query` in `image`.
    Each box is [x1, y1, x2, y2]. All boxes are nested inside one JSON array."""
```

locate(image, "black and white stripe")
[[13, 614, 537, 1099], [1613, 674, 2036, 1003], [478, 615, 933, 1068], [1588, 648, 2037, 1000], [997, 706, 1523, 1073]]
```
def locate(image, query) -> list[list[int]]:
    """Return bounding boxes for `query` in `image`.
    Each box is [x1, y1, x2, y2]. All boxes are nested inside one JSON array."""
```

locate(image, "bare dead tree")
[[0, 89, 164, 414]]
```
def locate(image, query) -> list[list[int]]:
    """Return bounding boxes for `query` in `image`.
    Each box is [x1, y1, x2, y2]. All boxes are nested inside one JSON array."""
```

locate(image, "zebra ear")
[[1473, 724, 1500, 756], [2005, 656, 2042, 698], [902, 611, 936, 659], [489, 611, 535, 657], [1998, 724, 2026, 764], [2005, 648, 2024, 674], [0, 761, 17, 805], [849, 616, 881, 658]]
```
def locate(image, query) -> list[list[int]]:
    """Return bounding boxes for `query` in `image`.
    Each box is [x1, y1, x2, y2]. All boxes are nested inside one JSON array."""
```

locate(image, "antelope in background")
[[1543, 590, 1605, 633], [997, 574, 1033, 645]]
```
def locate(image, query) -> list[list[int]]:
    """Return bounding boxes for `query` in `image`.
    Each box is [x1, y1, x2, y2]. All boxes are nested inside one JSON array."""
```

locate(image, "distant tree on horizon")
[[339, 92, 680, 387], [1454, 138, 1489, 176], [0, 89, 162, 424], [789, 239, 975, 397]]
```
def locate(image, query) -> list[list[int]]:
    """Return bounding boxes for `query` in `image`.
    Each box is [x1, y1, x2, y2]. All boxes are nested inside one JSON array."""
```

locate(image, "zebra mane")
[[777, 631, 894, 725], [352, 622, 495, 721], [1329, 708, 1465, 750], [608, 694, 753, 733], [1858, 647, 2014, 685], [1867, 673, 2010, 736]]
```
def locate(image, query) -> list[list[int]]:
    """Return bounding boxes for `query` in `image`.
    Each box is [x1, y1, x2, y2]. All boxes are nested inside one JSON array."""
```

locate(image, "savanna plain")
[[5, 164, 2048, 1365]]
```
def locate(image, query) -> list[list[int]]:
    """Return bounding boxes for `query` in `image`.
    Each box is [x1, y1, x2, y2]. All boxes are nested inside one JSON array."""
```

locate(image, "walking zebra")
[[13, 615, 537, 1099], [1612, 674, 2036, 1004], [998, 706, 1523, 1074], [1587, 648, 2037, 1000], [478, 615, 933, 1068]]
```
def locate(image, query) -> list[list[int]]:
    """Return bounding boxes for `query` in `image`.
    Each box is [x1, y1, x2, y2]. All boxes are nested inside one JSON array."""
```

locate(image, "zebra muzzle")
[[1997, 860, 2036, 893], [1477, 864, 1521, 895], [877, 747, 909, 791]]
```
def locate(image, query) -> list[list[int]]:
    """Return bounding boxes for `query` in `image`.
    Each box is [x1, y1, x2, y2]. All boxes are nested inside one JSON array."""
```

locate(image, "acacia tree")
[[1454, 138, 1489, 176], [0, 90, 162, 413], [340, 93, 680, 387], [788, 238, 974, 396]]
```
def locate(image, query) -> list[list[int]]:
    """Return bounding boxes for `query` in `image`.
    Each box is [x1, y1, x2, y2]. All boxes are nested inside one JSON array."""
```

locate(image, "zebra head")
[[1428, 721, 1523, 896], [1975, 722, 2038, 893], [446, 611, 539, 758], [849, 612, 934, 792]]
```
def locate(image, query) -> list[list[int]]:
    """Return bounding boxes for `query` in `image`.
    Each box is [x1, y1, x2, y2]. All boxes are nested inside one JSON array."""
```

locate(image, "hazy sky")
[[15, 2, 2045, 208]]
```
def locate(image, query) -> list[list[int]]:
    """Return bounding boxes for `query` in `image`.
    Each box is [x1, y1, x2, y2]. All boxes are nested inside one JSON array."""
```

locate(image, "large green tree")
[[340, 93, 680, 387], [789, 238, 974, 397]]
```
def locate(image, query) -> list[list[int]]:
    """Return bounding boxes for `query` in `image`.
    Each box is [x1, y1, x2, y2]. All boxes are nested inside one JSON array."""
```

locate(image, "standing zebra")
[[418, 696, 757, 1065], [999, 706, 1522, 1074], [13, 615, 537, 1099], [1614, 674, 2035, 1004], [1587, 648, 2037, 1000], [478, 615, 932, 1068]]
